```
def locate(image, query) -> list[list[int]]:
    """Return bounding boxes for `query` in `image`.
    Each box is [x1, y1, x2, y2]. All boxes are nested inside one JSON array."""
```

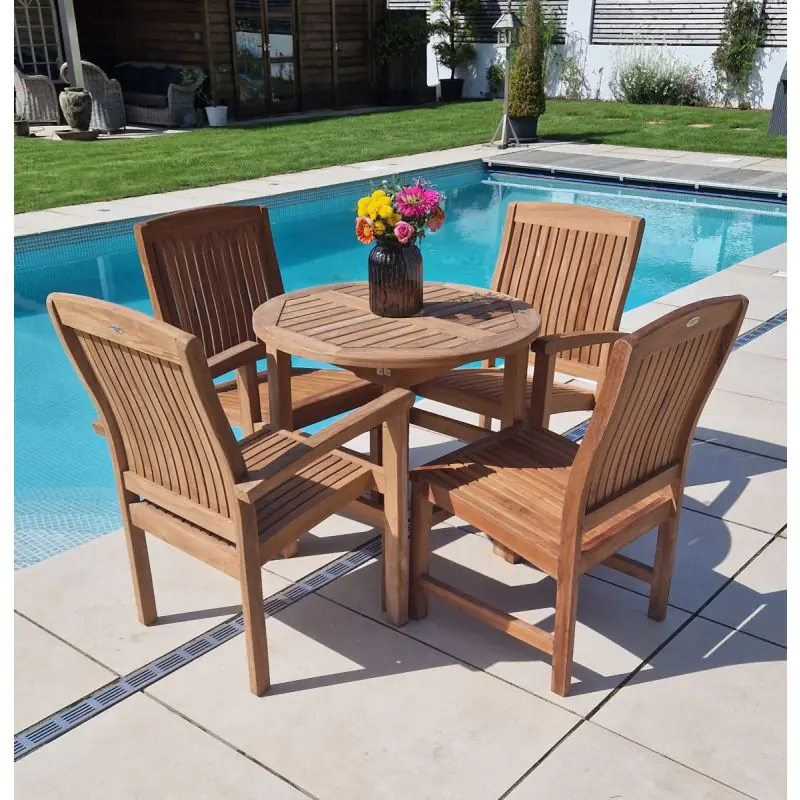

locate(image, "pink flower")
[[394, 220, 414, 244], [395, 184, 439, 218], [427, 206, 445, 232]]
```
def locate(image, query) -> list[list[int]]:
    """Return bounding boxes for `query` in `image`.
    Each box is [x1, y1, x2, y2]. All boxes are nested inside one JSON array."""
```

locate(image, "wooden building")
[[15, 0, 384, 119]]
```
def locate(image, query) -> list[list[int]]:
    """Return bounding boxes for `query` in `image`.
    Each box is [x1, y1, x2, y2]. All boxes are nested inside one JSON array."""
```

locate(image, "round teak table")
[[253, 281, 541, 626]]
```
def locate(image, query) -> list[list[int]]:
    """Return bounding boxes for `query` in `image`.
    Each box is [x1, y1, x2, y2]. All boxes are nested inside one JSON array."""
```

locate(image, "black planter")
[[368, 240, 423, 318], [439, 78, 464, 102], [509, 116, 539, 143], [59, 88, 92, 131]]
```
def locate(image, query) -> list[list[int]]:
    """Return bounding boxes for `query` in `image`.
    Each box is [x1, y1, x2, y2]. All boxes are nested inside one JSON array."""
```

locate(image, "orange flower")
[[356, 215, 375, 244]]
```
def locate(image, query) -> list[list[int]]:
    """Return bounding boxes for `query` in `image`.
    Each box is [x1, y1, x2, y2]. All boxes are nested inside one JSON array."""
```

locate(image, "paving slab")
[[15, 614, 116, 732], [15, 531, 290, 675], [506, 719, 749, 800], [263, 512, 379, 583], [695, 388, 786, 461], [656, 264, 787, 323], [682, 440, 786, 534], [593, 617, 786, 799], [320, 527, 688, 715], [15, 694, 305, 800], [149, 591, 577, 800], [701, 535, 786, 647], [590, 508, 776, 614], [714, 348, 786, 403]]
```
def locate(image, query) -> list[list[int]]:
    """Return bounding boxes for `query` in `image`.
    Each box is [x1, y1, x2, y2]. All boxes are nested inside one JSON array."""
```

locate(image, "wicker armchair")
[[114, 62, 204, 127], [60, 61, 126, 132], [14, 65, 59, 124]]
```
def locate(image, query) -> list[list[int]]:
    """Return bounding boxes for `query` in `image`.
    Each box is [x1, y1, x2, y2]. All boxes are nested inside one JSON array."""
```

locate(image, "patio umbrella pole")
[[57, 0, 84, 88]]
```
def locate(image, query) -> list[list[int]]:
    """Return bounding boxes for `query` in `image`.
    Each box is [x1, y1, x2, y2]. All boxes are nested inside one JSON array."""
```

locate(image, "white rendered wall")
[[425, 0, 786, 109]]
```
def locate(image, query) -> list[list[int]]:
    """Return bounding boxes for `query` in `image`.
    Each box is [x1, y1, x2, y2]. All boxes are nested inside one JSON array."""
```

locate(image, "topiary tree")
[[508, 0, 546, 118], [429, 0, 479, 80]]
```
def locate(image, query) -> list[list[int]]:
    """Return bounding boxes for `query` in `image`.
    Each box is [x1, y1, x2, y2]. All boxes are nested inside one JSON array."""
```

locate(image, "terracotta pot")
[[59, 88, 92, 131], [368, 240, 423, 318]]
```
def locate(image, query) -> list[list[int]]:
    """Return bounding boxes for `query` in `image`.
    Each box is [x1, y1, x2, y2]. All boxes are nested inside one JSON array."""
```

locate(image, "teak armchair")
[[410, 296, 747, 696], [415, 202, 645, 434], [134, 205, 382, 437], [48, 293, 414, 696]]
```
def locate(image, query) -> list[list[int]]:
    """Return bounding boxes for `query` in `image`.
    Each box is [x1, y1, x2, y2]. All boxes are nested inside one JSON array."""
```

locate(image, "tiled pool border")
[[12, 306, 787, 762]]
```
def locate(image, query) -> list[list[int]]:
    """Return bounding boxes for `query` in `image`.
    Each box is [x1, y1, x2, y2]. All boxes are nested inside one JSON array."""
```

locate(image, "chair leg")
[[410, 484, 433, 620], [123, 515, 157, 626], [237, 510, 270, 696], [648, 515, 679, 621], [279, 539, 299, 559], [493, 541, 522, 564], [369, 426, 383, 504], [478, 414, 492, 430], [551, 575, 580, 696]]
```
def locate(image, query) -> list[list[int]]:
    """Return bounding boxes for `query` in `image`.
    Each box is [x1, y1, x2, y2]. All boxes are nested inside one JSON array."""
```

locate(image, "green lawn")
[[14, 100, 786, 213]]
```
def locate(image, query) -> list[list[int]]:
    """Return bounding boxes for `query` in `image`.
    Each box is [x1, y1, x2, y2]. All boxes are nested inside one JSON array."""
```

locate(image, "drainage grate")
[[13, 310, 785, 761], [14, 534, 381, 761], [732, 310, 786, 351]]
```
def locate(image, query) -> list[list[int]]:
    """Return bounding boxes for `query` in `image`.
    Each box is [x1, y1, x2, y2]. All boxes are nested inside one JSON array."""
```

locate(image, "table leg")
[[266, 348, 297, 558], [266, 349, 293, 431], [382, 407, 410, 626], [494, 347, 529, 564]]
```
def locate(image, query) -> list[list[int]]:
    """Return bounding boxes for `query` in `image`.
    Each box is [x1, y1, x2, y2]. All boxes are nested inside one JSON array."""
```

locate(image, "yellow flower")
[[367, 200, 380, 218], [389, 212, 402, 225], [373, 220, 386, 234], [357, 198, 370, 215], [379, 203, 394, 219], [371, 190, 386, 200]]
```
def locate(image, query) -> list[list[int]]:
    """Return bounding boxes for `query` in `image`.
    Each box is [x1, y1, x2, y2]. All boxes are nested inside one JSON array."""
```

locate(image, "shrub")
[[508, 0, 546, 118], [429, 0, 479, 80], [486, 58, 505, 97], [610, 44, 709, 106], [712, 0, 767, 109]]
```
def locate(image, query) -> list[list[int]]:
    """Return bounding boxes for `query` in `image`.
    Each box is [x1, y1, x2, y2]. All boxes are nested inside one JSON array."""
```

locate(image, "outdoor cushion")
[[124, 92, 168, 109], [139, 66, 161, 95], [114, 64, 138, 92]]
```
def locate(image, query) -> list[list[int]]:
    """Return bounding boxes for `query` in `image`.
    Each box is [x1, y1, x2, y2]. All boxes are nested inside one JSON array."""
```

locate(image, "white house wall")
[[423, 0, 787, 109]]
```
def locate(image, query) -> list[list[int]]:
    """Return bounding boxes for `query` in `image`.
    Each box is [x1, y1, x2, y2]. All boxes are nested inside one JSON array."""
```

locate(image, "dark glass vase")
[[368, 240, 423, 318]]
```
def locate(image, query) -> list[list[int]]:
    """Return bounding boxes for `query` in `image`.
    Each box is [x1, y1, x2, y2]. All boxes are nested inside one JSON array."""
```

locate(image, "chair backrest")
[[567, 296, 748, 532], [491, 202, 645, 379], [135, 205, 284, 359], [48, 293, 245, 532]]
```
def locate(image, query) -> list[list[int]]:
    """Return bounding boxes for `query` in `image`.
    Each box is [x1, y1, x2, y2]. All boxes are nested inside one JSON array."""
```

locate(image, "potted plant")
[[508, 0, 546, 141], [14, 112, 30, 137], [430, 0, 479, 101], [181, 69, 227, 127], [59, 86, 92, 131], [375, 12, 432, 106], [355, 180, 446, 317]]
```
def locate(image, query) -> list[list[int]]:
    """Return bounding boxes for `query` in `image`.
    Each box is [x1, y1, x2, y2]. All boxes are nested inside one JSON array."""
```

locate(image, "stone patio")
[[13, 140, 786, 798], [14, 241, 786, 798]]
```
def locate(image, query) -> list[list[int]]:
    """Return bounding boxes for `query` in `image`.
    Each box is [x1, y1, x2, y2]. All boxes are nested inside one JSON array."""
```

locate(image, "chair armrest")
[[234, 388, 414, 503], [207, 341, 265, 377], [532, 330, 625, 355]]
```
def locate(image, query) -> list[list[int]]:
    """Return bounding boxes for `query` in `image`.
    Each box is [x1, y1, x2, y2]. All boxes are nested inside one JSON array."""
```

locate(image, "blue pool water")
[[14, 164, 786, 567]]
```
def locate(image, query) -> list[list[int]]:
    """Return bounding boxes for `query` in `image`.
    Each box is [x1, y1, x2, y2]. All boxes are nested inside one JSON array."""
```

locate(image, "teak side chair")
[[134, 204, 382, 437], [415, 202, 645, 434], [48, 293, 414, 696], [409, 296, 748, 696]]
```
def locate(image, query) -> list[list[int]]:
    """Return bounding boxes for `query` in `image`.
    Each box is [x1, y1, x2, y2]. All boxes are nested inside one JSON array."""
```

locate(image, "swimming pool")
[[14, 162, 786, 568]]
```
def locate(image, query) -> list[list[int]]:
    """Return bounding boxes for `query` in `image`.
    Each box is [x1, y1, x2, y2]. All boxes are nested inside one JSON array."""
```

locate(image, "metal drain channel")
[[14, 308, 786, 762], [14, 536, 382, 761]]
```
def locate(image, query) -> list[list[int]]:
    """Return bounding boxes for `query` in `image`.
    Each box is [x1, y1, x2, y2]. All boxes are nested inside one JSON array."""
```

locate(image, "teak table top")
[[252, 282, 542, 376]]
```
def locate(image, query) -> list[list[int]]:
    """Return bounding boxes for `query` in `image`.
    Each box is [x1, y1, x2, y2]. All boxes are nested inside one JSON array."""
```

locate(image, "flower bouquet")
[[355, 180, 445, 317]]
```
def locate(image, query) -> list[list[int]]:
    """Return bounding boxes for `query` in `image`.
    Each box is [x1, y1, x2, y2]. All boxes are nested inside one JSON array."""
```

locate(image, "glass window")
[[14, 0, 63, 81]]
